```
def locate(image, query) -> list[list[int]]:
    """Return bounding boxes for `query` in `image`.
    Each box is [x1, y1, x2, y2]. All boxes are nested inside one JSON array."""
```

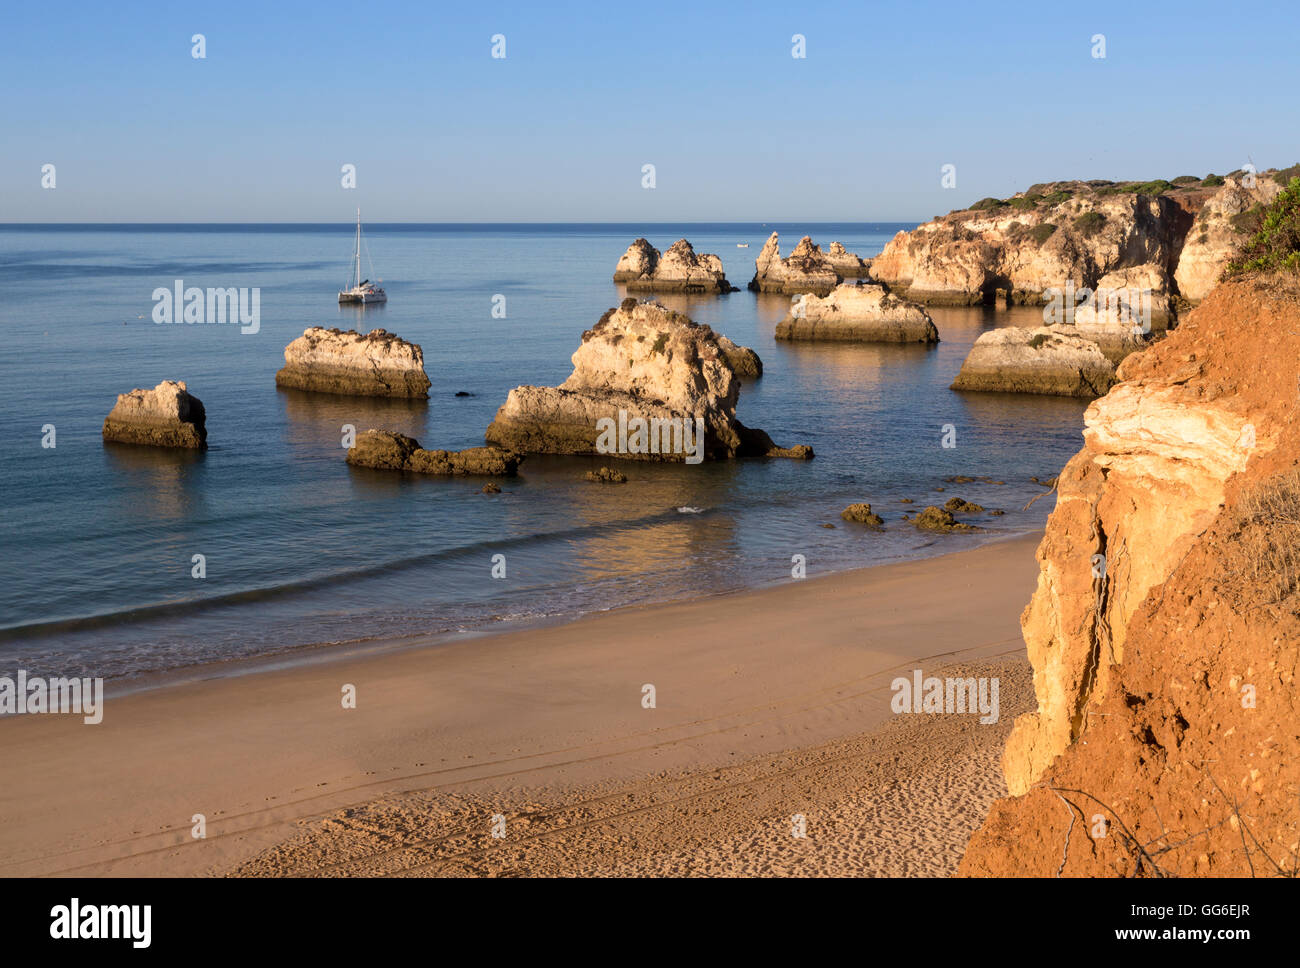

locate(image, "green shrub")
[[1099, 179, 1173, 197], [1224, 176, 1300, 277], [1230, 205, 1264, 235], [1172, 175, 1201, 185], [968, 197, 1007, 212], [1030, 223, 1059, 245], [1273, 164, 1300, 186], [1028, 333, 1050, 349], [1073, 211, 1107, 236], [1009, 194, 1042, 210], [1203, 174, 1225, 187]]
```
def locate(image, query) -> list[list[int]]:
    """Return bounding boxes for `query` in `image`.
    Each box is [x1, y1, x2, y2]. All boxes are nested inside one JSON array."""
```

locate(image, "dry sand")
[[0, 533, 1040, 877]]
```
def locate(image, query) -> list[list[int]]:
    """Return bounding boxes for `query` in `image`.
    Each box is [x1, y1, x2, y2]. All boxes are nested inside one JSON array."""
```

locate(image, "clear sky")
[[4, 0, 1297, 222]]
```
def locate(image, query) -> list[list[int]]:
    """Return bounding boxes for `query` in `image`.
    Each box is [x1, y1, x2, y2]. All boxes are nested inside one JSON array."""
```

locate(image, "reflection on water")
[[277, 386, 429, 453], [100, 441, 207, 523]]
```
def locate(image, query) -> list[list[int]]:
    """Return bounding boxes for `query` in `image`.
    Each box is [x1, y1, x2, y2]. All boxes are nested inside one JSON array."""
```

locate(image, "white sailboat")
[[338, 209, 387, 304]]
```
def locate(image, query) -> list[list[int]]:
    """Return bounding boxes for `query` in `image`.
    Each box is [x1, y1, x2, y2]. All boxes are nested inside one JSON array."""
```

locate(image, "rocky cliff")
[[485, 299, 809, 461], [102, 380, 207, 449], [275, 327, 431, 398], [775, 282, 938, 343], [960, 275, 1300, 876], [613, 238, 736, 293], [871, 171, 1291, 317]]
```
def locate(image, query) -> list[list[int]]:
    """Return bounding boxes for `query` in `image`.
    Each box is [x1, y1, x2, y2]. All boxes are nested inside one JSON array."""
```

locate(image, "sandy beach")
[[0, 533, 1040, 878]]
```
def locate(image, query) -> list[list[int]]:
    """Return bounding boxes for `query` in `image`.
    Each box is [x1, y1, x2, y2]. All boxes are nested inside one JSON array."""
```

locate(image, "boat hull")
[[339, 291, 387, 305]]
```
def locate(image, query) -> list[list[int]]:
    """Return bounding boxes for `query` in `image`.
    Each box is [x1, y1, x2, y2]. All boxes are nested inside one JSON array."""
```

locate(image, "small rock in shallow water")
[[943, 497, 984, 513], [913, 505, 980, 533], [585, 466, 628, 484], [482, 482, 501, 494], [841, 503, 884, 526]]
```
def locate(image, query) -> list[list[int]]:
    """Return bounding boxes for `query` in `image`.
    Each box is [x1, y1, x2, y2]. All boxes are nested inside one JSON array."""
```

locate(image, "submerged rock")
[[485, 299, 809, 462], [585, 466, 628, 484], [347, 430, 521, 476], [775, 282, 939, 343], [276, 327, 431, 398], [613, 239, 736, 293], [912, 505, 979, 532], [102, 380, 207, 449], [748, 234, 842, 295], [841, 503, 884, 526], [951, 326, 1118, 398]]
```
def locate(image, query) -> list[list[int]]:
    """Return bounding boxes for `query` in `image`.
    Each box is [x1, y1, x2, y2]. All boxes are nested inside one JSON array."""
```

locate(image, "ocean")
[[0, 223, 1086, 681]]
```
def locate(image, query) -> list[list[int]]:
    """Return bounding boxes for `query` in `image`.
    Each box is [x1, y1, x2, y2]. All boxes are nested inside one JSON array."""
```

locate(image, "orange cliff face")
[[960, 275, 1300, 876]]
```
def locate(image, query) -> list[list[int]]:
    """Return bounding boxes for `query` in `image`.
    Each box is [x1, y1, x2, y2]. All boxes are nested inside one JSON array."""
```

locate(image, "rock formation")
[[912, 506, 979, 532], [613, 239, 736, 293], [824, 241, 872, 278], [870, 171, 1292, 317], [1174, 175, 1285, 301], [775, 282, 939, 343], [102, 380, 207, 449], [748, 234, 842, 295], [485, 299, 810, 462], [841, 503, 884, 526], [346, 430, 521, 476], [276, 327, 431, 398], [961, 276, 1300, 876], [715, 334, 763, 379], [950, 327, 1118, 397]]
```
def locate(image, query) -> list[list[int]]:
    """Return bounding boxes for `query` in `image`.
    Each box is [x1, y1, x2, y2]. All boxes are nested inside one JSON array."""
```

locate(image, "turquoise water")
[[0, 223, 1084, 680]]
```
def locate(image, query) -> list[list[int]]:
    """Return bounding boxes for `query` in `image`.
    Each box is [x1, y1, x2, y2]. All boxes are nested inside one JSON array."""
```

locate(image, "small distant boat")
[[737, 243, 749, 248], [339, 209, 387, 305]]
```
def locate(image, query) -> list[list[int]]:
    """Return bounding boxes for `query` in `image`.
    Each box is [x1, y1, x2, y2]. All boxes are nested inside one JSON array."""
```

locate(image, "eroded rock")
[[276, 327, 431, 398], [347, 430, 521, 476], [951, 327, 1118, 398], [485, 299, 807, 462], [102, 380, 207, 449], [613, 239, 736, 293], [775, 282, 939, 343]]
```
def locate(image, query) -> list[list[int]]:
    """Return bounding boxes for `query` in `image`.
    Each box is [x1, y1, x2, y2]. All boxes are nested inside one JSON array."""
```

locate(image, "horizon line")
[[0, 219, 924, 227]]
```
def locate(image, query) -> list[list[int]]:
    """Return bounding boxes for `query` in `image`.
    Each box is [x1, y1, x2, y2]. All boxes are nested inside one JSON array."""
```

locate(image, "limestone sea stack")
[[824, 241, 872, 278], [102, 380, 207, 449], [961, 276, 1300, 875], [748, 234, 841, 295], [276, 327, 431, 398], [347, 430, 521, 476], [612, 239, 737, 293], [775, 282, 939, 343], [485, 298, 810, 462], [951, 327, 1117, 398]]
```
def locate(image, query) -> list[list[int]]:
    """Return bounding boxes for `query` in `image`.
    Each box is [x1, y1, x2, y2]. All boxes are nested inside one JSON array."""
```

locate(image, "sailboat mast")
[[355, 209, 362, 288]]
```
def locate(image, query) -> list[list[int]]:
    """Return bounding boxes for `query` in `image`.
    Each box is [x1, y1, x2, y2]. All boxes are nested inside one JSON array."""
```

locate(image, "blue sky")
[[3, 0, 1297, 222]]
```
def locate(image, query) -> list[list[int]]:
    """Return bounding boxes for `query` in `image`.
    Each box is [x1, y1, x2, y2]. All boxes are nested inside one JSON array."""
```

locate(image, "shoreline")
[[0, 530, 1043, 877], [4, 523, 1046, 702]]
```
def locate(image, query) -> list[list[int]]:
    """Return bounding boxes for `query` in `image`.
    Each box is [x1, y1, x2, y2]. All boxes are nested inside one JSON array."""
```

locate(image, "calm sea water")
[[0, 223, 1085, 681]]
